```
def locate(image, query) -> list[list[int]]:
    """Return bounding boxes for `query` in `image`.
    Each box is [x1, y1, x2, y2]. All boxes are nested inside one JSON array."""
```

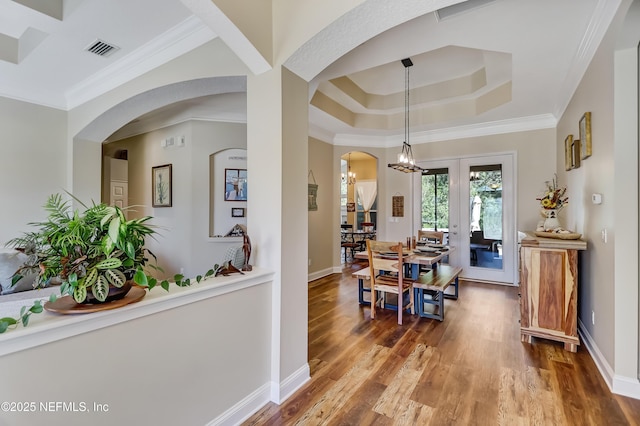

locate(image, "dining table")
[[354, 244, 454, 280], [352, 244, 455, 307]]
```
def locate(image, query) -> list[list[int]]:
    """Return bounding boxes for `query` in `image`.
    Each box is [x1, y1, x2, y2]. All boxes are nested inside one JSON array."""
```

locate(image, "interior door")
[[415, 154, 516, 284], [110, 180, 128, 212]]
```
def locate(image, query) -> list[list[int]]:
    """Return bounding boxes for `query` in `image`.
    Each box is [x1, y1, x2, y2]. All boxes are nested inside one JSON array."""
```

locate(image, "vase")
[[542, 209, 561, 231]]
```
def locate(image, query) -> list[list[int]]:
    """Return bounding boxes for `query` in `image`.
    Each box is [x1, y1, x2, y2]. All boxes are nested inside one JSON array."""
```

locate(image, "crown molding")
[[331, 114, 557, 147], [65, 16, 216, 109], [553, 0, 622, 119]]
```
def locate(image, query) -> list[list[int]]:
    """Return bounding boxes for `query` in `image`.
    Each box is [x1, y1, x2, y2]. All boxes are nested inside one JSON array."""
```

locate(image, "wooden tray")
[[534, 231, 582, 240], [44, 286, 146, 314]]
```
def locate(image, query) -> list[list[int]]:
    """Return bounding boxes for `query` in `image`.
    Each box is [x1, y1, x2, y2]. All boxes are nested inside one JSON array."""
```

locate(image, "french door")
[[414, 153, 516, 284]]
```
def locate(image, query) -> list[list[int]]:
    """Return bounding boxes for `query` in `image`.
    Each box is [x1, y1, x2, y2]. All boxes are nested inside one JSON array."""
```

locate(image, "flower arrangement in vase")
[[536, 176, 568, 231]]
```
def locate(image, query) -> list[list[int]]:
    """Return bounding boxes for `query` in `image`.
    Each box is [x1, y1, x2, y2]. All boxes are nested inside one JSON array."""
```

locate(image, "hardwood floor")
[[244, 263, 640, 425]]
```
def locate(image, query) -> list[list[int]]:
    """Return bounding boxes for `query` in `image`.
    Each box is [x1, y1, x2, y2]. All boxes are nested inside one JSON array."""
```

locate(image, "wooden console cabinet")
[[519, 232, 587, 352]]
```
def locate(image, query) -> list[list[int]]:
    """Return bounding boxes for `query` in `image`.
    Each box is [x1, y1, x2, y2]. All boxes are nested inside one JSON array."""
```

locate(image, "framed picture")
[[580, 111, 592, 160], [572, 139, 581, 169], [392, 195, 404, 217], [152, 164, 172, 207], [564, 135, 573, 171], [231, 207, 245, 217], [224, 169, 247, 201], [308, 184, 318, 211]]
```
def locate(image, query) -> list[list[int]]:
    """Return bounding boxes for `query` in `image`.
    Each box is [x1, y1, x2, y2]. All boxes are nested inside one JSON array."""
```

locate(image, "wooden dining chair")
[[417, 230, 446, 269], [366, 239, 414, 325]]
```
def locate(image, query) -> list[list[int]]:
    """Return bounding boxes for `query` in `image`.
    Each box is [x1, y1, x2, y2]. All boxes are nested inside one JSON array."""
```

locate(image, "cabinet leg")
[[564, 342, 578, 353]]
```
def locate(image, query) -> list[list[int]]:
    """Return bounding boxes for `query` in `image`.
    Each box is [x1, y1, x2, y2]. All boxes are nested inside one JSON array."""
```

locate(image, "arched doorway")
[[340, 151, 377, 263]]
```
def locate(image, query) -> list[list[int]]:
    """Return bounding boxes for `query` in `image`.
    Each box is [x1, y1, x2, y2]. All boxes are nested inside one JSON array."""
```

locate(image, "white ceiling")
[[0, 0, 618, 146]]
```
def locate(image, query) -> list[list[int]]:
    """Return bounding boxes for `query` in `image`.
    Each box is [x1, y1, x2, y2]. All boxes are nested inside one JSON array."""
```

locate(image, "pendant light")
[[388, 58, 425, 173], [341, 152, 356, 185]]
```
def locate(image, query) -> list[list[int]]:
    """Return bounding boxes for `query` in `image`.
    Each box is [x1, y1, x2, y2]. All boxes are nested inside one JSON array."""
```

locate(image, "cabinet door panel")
[[536, 250, 566, 331]]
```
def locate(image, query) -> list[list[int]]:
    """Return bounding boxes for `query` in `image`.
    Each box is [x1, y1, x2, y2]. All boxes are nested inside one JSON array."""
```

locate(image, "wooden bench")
[[412, 265, 462, 321]]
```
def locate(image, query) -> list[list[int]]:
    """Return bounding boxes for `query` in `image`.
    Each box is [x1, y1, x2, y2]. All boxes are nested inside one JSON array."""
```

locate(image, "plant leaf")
[[95, 258, 122, 270], [30, 301, 43, 314], [174, 274, 184, 283], [105, 269, 126, 288], [11, 274, 23, 286], [73, 285, 87, 303], [125, 241, 135, 260], [84, 268, 98, 287], [108, 216, 121, 246], [92, 276, 109, 302], [22, 314, 30, 327], [102, 234, 115, 256], [196, 275, 202, 283], [133, 269, 148, 287], [161, 280, 170, 291], [0, 317, 17, 326], [0, 321, 9, 333], [147, 277, 157, 290]]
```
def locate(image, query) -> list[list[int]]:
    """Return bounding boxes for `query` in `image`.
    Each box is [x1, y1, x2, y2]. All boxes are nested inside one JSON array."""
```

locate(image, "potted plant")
[[0, 193, 247, 333], [7, 193, 193, 303]]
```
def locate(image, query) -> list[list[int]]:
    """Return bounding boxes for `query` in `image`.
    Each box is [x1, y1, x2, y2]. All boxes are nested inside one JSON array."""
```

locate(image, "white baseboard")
[[208, 364, 310, 426], [578, 319, 640, 399], [207, 383, 271, 426], [273, 363, 311, 404], [308, 267, 334, 282]]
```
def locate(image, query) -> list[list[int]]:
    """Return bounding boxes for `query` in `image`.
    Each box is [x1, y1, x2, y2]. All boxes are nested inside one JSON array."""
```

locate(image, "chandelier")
[[388, 57, 425, 173], [342, 152, 356, 185]]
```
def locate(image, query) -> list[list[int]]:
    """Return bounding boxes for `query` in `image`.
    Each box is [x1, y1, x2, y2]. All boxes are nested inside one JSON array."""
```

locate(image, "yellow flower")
[[541, 199, 552, 207]]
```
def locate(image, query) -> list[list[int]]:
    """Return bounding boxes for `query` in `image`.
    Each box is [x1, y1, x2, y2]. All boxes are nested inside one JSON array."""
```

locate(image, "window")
[[421, 168, 449, 231]]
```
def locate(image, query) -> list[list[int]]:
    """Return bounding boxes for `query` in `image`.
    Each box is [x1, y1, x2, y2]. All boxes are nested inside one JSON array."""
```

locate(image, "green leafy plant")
[[1, 193, 238, 333], [6, 193, 224, 302]]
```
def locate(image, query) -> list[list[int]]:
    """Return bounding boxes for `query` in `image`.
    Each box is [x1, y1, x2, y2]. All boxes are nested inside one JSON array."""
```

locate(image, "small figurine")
[[242, 234, 252, 271]]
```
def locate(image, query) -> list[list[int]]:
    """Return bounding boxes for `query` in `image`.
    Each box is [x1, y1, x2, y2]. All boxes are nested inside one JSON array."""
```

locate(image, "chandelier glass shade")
[[388, 57, 425, 173]]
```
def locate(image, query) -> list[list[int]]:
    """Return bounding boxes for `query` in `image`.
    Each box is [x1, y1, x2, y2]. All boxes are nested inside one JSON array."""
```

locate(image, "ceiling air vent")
[[85, 39, 120, 57]]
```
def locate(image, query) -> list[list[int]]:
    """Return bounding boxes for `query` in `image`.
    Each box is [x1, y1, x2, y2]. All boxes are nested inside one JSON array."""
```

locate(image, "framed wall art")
[[564, 135, 573, 171], [152, 164, 172, 207], [580, 111, 592, 160], [224, 168, 247, 201], [392, 195, 404, 217], [231, 207, 245, 217], [572, 139, 581, 169], [308, 184, 318, 211]]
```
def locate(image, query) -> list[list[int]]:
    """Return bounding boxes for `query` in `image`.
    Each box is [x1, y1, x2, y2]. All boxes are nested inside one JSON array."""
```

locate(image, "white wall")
[[557, 0, 639, 395], [0, 98, 67, 243], [0, 279, 273, 426], [104, 120, 247, 279]]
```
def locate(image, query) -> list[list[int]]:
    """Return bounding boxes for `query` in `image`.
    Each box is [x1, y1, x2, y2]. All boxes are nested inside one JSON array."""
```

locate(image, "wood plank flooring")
[[244, 263, 640, 425]]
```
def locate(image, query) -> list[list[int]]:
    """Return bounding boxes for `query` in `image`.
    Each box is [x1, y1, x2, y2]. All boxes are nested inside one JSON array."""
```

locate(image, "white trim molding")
[[579, 319, 640, 399], [308, 267, 335, 282]]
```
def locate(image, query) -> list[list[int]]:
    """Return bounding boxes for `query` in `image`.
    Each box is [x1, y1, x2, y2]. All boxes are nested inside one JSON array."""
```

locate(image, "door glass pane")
[[421, 168, 449, 235], [469, 165, 502, 269]]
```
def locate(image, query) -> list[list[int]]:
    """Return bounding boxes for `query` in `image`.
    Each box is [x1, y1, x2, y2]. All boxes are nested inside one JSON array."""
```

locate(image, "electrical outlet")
[[592, 310, 595, 325]]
